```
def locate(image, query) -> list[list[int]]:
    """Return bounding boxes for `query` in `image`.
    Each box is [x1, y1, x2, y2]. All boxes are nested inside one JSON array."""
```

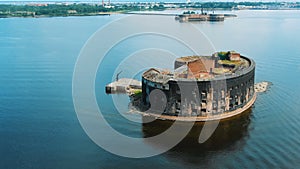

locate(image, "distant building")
[[67, 10, 77, 14], [228, 51, 241, 61]]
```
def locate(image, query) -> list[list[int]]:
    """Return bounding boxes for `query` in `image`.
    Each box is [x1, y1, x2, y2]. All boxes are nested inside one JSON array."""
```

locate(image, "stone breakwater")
[[254, 81, 272, 93]]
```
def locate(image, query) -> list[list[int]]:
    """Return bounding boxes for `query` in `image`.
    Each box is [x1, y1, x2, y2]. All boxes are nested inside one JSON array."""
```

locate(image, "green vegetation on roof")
[[213, 68, 231, 74], [178, 55, 211, 62], [218, 60, 241, 66], [218, 51, 230, 60], [133, 89, 142, 96]]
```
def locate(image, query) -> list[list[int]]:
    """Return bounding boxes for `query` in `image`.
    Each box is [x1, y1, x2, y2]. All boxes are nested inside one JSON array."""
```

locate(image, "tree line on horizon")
[[0, 2, 299, 18]]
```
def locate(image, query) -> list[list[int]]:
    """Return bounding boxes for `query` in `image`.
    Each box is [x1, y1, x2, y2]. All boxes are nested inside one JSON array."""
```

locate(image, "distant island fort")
[[175, 10, 237, 22]]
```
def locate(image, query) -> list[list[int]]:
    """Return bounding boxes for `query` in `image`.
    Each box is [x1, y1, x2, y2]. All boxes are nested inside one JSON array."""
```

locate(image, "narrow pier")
[[105, 78, 141, 95], [125, 12, 177, 16]]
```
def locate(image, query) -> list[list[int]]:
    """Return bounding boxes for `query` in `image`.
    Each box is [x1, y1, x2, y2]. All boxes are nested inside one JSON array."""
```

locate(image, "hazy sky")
[[3, 0, 300, 2]]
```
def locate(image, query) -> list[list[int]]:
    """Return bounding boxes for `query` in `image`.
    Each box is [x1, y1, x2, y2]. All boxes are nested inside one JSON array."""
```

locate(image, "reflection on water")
[[2, 10, 300, 168], [142, 109, 252, 163]]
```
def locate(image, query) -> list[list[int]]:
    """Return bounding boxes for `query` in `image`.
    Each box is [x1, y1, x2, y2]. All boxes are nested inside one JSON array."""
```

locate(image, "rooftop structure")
[[143, 51, 249, 82]]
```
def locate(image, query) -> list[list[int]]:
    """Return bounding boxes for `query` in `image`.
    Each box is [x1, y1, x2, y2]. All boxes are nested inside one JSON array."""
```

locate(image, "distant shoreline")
[[2, 9, 300, 19], [0, 13, 114, 18], [0, 2, 299, 18]]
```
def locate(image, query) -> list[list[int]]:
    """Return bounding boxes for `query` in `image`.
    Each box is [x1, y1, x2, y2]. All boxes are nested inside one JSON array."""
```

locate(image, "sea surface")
[[1, 10, 300, 169]]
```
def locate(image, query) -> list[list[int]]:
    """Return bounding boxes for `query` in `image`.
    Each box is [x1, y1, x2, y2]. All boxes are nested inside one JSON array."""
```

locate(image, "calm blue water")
[[1, 10, 300, 168]]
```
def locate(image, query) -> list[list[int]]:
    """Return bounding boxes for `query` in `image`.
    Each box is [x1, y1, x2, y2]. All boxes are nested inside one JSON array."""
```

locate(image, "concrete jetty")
[[105, 78, 142, 95]]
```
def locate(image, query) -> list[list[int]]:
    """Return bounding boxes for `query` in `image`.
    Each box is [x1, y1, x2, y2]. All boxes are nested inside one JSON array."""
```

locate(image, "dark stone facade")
[[142, 56, 255, 117]]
